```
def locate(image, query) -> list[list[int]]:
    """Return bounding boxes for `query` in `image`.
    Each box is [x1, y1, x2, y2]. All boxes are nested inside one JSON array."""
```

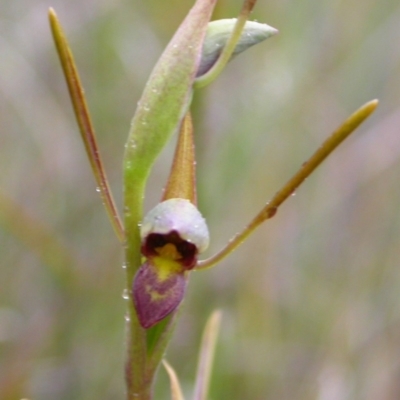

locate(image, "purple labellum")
[[132, 261, 187, 329]]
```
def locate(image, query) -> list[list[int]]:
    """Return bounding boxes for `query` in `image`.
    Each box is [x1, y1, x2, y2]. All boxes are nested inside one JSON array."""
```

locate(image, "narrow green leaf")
[[124, 0, 218, 199], [48, 8, 125, 243], [163, 360, 186, 400], [193, 310, 222, 400]]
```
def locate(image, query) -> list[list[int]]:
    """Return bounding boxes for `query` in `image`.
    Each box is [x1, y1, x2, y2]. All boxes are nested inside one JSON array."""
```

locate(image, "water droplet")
[[291, 191, 296, 197], [124, 313, 131, 322], [122, 263, 127, 270], [95, 187, 101, 193], [172, 44, 178, 49], [122, 289, 130, 300]]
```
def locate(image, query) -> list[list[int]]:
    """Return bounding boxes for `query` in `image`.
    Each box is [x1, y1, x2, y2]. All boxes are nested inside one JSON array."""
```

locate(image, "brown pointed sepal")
[[132, 259, 187, 329]]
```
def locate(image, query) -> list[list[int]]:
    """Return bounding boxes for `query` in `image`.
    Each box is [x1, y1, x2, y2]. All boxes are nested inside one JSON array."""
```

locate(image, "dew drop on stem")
[[122, 288, 129, 300]]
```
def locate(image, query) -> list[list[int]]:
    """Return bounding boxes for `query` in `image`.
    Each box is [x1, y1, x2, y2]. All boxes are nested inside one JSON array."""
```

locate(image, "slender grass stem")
[[163, 360, 185, 400], [194, 0, 258, 89], [48, 8, 125, 243], [197, 99, 379, 269], [193, 310, 222, 400]]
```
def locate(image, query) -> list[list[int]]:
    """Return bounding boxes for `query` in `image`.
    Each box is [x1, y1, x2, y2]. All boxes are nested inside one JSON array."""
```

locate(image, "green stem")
[[123, 177, 148, 399], [194, 0, 258, 89], [197, 99, 379, 269], [48, 8, 125, 243], [122, 0, 219, 395]]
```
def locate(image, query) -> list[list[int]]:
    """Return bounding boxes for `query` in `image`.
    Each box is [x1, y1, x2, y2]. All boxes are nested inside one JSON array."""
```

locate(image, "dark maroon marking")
[[142, 231, 198, 268]]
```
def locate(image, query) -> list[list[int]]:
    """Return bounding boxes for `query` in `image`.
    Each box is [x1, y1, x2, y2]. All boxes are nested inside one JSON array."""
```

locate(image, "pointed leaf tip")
[[197, 19, 278, 77], [163, 113, 197, 204]]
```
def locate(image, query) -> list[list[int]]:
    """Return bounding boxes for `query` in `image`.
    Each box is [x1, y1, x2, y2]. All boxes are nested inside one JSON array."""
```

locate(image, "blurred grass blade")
[[163, 360, 186, 400], [195, 0, 259, 89], [0, 190, 82, 289], [197, 99, 379, 269], [193, 310, 222, 400], [48, 8, 125, 243]]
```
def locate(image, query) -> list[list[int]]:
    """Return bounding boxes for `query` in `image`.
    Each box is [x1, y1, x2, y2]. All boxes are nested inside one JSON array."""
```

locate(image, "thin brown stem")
[[197, 99, 379, 269], [48, 8, 125, 243]]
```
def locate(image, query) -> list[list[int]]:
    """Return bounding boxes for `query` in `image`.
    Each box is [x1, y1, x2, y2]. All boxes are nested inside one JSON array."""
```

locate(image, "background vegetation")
[[1, 0, 400, 399]]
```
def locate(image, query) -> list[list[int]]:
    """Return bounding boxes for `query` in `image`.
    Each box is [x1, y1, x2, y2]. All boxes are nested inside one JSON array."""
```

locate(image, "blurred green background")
[[1, 0, 400, 399]]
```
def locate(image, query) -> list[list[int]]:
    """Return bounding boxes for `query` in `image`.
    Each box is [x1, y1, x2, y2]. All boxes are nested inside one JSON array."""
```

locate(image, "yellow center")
[[155, 243, 181, 261]]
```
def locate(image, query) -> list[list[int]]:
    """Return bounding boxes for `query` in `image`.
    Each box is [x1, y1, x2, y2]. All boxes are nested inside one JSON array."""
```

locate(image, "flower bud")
[[197, 19, 278, 77], [141, 198, 209, 265], [133, 198, 209, 328]]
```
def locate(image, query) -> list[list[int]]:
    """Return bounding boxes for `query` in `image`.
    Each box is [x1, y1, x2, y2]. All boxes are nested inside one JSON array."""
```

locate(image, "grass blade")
[[163, 360, 186, 400], [48, 8, 124, 243], [193, 310, 222, 400]]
